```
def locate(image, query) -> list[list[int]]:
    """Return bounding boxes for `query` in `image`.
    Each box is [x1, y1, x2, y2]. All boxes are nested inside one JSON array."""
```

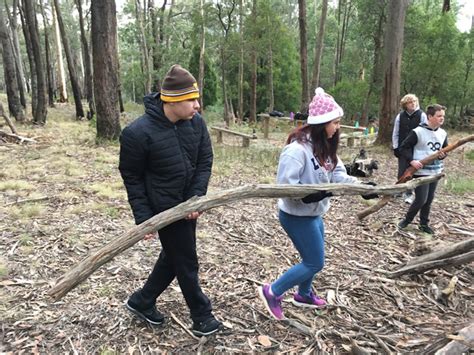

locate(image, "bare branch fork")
[[358, 134, 474, 220], [49, 175, 442, 301]]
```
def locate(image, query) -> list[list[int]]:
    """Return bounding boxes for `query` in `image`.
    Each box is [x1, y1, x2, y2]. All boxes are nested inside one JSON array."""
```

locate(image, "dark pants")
[[404, 177, 438, 225], [132, 219, 212, 322]]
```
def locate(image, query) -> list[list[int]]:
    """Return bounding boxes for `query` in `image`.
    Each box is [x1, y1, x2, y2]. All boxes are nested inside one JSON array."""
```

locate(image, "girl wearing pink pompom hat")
[[257, 88, 377, 320]]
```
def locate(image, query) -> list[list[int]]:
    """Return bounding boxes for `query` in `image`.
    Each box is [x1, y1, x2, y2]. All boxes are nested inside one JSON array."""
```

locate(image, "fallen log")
[[0, 130, 36, 144], [357, 134, 474, 220], [434, 322, 474, 355], [406, 237, 474, 266], [49, 175, 442, 301], [387, 250, 474, 278]]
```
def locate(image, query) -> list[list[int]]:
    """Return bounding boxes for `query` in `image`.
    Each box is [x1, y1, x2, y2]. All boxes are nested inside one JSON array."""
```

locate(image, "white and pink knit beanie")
[[307, 87, 344, 125]]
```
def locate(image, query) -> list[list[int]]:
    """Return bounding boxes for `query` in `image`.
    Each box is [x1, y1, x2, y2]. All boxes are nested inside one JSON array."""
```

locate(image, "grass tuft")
[[446, 176, 474, 194]]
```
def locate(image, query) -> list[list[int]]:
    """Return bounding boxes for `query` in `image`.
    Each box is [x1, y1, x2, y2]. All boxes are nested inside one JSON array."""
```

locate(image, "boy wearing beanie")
[[119, 64, 222, 336]]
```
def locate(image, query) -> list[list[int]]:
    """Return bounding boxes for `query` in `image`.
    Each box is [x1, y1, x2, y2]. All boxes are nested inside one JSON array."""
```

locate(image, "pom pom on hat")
[[307, 87, 344, 125], [161, 64, 200, 103]]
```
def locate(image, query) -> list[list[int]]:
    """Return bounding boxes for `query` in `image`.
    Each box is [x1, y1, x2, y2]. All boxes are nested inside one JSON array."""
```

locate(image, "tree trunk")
[[376, 0, 409, 145], [249, 0, 257, 123], [298, 0, 309, 112], [53, 0, 84, 119], [19, 3, 37, 116], [22, 0, 48, 124], [52, 3, 67, 102], [135, 0, 151, 94], [310, 0, 328, 93], [6, 0, 27, 108], [198, 0, 205, 110], [0, 2, 25, 121], [75, 0, 95, 119], [38, 0, 55, 108], [91, 0, 121, 140], [48, 178, 438, 301], [237, 0, 243, 122], [268, 42, 274, 112], [361, 2, 385, 126]]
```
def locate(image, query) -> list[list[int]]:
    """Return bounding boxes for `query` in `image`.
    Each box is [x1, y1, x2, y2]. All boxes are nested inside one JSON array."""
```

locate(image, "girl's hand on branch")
[[438, 151, 447, 160], [186, 211, 201, 220], [410, 160, 423, 169]]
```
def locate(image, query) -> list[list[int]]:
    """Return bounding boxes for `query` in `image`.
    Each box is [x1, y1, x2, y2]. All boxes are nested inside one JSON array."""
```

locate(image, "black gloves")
[[393, 148, 401, 158], [302, 191, 333, 204], [361, 181, 379, 200]]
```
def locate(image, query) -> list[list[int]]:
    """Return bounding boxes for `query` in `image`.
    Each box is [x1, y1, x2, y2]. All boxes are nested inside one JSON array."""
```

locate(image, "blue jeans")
[[271, 210, 325, 297]]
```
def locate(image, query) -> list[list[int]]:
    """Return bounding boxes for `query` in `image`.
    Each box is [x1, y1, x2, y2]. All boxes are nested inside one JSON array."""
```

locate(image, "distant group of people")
[[118, 64, 448, 332]]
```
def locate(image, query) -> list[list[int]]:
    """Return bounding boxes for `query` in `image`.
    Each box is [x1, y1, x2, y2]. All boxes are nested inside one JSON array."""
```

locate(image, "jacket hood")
[[143, 93, 167, 122]]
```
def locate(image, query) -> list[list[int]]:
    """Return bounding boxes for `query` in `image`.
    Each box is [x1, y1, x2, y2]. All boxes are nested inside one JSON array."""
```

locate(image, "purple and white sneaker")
[[257, 284, 284, 320], [292, 291, 327, 308]]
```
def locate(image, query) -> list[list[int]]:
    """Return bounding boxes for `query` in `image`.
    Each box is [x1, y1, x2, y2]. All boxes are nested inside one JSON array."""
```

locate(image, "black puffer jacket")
[[119, 93, 213, 224]]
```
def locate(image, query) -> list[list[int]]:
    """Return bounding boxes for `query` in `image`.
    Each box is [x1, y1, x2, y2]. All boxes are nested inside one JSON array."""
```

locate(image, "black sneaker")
[[398, 219, 409, 229], [125, 300, 165, 326], [419, 224, 434, 234], [192, 316, 223, 337]]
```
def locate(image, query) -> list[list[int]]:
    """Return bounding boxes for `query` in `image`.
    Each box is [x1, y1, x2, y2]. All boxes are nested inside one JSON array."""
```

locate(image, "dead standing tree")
[[48, 177, 442, 301]]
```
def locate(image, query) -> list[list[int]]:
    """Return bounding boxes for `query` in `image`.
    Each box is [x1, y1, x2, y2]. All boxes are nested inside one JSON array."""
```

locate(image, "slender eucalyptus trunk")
[[53, 0, 84, 118], [22, 0, 47, 124], [0, 2, 25, 121]]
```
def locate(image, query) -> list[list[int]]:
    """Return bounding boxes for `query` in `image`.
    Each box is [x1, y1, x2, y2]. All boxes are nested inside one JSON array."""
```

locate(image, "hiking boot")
[[257, 284, 284, 320], [192, 316, 223, 337], [292, 291, 327, 308], [398, 219, 409, 229], [419, 224, 434, 234], [125, 300, 165, 326]]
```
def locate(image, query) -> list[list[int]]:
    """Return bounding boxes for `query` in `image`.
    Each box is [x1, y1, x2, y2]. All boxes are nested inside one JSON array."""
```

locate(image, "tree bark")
[[298, 0, 309, 112], [310, 0, 328, 93], [388, 251, 474, 278], [135, 0, 151, 94], [48, 176, 441, 301], [249, 0, 257, 123], [19, 2, 37, 115], [91, 0, 121, 140], [434, 323, 474, 355], [406, 237, 474, 266], [38, 0, 55, 108], [0, 2, 25, 121], [53, 0, 84, 119], [198, 0, 205, 110], [52, 3, 67, 102], [376, 0, 409, 145], [358, 134, 474, 220], [237, 0, 243, 122], [5, 0, 27, 108], [75, 0, 95, 119], [22, 0, 48, 124]]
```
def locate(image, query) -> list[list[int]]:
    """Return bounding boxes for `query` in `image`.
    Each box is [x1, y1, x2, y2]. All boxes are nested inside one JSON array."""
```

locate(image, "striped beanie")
[[307, 87, 344, 124], [160, 64, 200, 102]]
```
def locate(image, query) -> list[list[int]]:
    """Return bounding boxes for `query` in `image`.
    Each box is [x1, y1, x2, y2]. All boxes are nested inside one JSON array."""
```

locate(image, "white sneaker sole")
[[291, 299, 326, 309]]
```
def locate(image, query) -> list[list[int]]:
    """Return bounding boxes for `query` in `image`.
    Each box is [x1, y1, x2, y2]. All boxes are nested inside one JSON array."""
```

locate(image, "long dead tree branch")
[[49, 175, 442, 301], [357, 134, 474, 220], [387, 251, 474, 278]]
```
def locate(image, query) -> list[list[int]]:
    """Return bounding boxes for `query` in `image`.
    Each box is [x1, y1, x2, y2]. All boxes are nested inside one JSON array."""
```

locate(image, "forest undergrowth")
[[1, 104, 473, 353]]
